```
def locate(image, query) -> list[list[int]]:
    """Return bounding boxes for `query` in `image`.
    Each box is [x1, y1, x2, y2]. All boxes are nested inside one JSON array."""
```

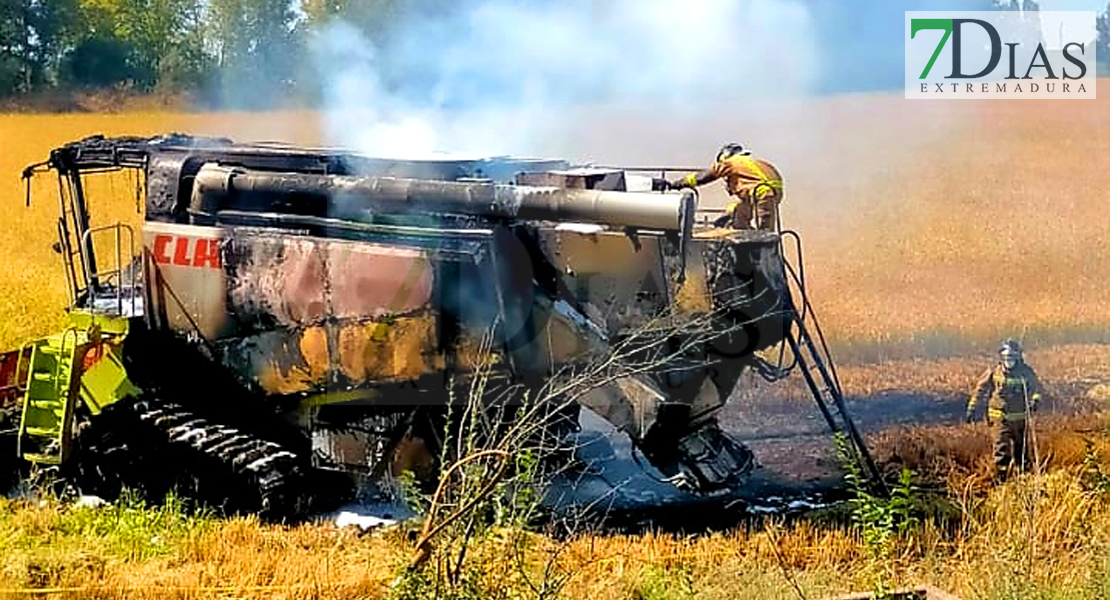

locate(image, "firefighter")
[[657, 143, 784, 230], [966, 339, 1044, 479]]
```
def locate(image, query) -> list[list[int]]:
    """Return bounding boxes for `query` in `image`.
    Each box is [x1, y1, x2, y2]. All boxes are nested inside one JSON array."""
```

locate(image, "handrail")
[[777, 228, 882, 494], [80, 223, 138, 316], [56, 219, 80, 307], [56, 328, 77, 386], [55, 174, 88, 306], [13, 342, 31, 394]]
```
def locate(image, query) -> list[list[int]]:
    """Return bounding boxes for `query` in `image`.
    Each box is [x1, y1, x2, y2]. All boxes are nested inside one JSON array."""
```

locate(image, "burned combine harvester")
[[0, 135, 879, 519]]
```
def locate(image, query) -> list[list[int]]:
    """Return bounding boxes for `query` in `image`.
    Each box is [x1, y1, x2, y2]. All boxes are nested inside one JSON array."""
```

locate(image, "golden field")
[[2, 93, 1109, 357], [2, 93, 1110, 599], [781, 95, 1110, 360]]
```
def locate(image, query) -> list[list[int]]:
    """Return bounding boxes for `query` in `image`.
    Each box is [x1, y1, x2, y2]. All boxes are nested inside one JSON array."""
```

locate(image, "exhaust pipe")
[[189, 163, 692, 231]]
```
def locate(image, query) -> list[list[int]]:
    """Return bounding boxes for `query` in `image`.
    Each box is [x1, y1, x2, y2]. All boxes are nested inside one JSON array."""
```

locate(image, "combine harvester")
[[0, 135, 881, 520]]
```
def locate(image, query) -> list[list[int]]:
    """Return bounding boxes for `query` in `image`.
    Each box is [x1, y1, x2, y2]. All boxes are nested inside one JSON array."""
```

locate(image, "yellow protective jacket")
[[674, 154, 784, 203], [967, 363, 1043, 422]]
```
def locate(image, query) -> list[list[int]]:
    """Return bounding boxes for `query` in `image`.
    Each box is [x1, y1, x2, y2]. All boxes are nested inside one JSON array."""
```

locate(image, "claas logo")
[[151, 234, 222, 269], [910, 18, 1088, 80]]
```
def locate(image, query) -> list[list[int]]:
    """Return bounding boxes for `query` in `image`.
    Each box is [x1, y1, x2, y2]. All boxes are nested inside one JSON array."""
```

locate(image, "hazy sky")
[[1039, 0, 1106, 10]]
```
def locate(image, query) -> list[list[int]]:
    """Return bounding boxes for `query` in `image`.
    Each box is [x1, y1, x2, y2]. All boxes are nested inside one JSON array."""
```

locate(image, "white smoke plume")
[[310, 0, 818, 158]]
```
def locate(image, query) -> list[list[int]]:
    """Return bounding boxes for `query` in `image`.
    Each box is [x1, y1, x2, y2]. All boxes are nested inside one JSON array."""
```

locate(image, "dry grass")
[[3, 91, 1110, 598], [870, 414, 1110, 491], [9, 461, 1110, 599], [0, 495, 401, 599]]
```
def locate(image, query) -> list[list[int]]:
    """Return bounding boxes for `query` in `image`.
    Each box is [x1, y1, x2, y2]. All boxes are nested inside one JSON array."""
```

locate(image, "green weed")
[[53, 490, 214, 560]]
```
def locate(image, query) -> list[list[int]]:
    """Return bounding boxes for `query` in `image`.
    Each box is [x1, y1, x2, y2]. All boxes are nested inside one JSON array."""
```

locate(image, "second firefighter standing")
[[966, 339, 1044, 479]]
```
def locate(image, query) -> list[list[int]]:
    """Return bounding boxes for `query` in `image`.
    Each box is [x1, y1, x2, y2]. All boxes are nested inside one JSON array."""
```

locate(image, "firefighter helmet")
[[1000, 339, 1023, 369], [716, 143, 749, 163]]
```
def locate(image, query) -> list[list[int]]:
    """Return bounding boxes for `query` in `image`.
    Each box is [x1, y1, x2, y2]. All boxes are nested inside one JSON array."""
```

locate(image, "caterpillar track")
[[70, 397, 323, 520], [0, 404, 22, 492]]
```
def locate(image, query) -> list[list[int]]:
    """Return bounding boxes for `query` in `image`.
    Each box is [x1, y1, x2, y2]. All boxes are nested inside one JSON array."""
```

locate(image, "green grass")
[[0, 491, 215, 590]]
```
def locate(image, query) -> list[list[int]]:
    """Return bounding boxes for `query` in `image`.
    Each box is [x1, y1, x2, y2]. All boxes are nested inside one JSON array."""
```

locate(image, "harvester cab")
[[1, 134, 883, 519]]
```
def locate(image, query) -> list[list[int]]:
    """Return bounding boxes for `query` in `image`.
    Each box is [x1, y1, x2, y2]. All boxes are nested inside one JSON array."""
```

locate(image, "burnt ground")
[[550, 344, 1110, 530], [6, 342, 1109, 531], [723, 378, 966, 494], [720, 343, 1110, 497]]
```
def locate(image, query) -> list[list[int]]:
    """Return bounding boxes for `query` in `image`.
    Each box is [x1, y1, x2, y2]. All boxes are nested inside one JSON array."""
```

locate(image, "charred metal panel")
[[145, 221, 446, 396], [536, 228, 671, 333], [222, 232, 434, 332], [333, 316, 441, 383], [215, 232, 440, 396], [536, 228, 791, 449], [699, 231, 788, 354], [143, 222, 230, 340], [515, 168, 627, 191], [215, 314, 442, 396], [146, 153, 190, 221], [673, 246, 714, 314], [522, 228, 788, 370], [530, 300, 599, 365]]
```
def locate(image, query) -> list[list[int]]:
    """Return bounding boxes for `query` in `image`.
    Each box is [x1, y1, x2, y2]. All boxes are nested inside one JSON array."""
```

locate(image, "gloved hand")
[[964, 413, 974, 424], [651, 178, 672, 192]]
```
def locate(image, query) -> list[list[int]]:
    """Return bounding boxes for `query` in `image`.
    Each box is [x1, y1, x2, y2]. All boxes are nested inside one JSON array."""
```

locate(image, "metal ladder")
[[786, 314, 886, 495], [17, 328, 86, 464], [779, 230, 887, 495]]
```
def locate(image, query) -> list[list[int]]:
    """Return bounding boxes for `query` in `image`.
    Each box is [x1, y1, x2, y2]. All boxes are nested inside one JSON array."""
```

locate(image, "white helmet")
[[999, 339, 1023, 369]]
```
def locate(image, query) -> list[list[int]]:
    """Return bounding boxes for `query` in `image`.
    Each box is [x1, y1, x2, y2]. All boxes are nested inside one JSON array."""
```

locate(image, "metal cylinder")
[[190, 163, 688, 230]]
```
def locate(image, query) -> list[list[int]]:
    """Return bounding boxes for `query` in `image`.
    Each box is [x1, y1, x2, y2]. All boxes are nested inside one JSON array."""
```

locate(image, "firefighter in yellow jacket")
[[966, 339, 1044, 478], [665, 143, 784, 230]]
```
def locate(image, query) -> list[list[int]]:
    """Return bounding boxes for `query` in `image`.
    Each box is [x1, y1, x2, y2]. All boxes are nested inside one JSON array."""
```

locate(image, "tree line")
[[0, 0, 1108, 107], [0, 0, 432, 106]]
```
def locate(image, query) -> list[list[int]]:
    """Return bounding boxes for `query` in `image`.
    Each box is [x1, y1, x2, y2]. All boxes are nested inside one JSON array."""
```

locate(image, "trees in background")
[[0, 0, 443, 101], [0, 0, 1108, 103], [0, 0, 81, 94], [205, 0, 299, 106], [64, 0, 207, 89], [0, 0, 302, 100]]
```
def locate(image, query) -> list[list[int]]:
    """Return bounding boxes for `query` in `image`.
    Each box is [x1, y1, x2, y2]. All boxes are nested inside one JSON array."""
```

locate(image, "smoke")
[[301, 0, 999, 232], [309, 25, 440, 158], [309, 0, 818, 157]]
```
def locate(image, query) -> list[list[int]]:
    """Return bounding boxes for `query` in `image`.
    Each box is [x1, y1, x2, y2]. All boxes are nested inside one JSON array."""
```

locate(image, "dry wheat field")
[[2, 93, 1110, 599], [2, 95, 1109, 358]]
